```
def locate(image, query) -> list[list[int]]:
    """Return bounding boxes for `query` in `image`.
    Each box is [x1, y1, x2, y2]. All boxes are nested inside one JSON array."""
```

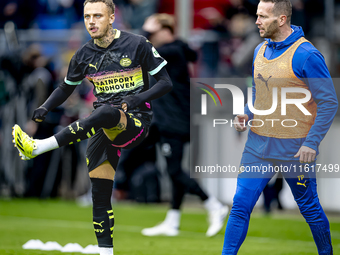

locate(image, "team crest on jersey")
[[120, 55, 132, 67]]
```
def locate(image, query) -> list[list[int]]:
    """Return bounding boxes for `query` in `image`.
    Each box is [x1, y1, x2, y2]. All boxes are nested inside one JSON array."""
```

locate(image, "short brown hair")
[[152, 13, 175, 34], [83, 0, 115, 15], [260, 0, 292, 24]]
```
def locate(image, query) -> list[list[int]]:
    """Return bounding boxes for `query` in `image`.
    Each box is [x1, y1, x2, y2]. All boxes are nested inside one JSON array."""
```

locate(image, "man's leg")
[[142, 136, 209, 236], [85, 111, 131, 255], [284, 161, 333, 255], [142, 135, 227, 237], [89, 161, 115, 255], [162, 136, 209, 207], [141, 136, 188, 236], [222, 152, 274, 255], [56, 105, 125, 145], [161, 136, 228, 237], [12, 105, 123, 160]]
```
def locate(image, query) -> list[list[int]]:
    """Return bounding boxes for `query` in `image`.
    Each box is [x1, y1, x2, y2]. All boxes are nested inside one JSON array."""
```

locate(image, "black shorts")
[[86, 112, 149, 172]]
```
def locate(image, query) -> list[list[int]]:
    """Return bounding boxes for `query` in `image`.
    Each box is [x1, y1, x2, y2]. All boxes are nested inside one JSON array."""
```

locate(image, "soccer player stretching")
[[12, 0, 172, 254], [222, 0, 338, 254]]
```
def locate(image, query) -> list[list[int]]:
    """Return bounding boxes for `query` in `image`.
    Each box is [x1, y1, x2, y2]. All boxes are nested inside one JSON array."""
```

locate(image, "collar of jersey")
[[264, 25, 304, 50]]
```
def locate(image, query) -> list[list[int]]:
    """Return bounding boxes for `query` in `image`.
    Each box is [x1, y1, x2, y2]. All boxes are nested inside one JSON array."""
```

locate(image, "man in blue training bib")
[[222, 0, 338, 254]]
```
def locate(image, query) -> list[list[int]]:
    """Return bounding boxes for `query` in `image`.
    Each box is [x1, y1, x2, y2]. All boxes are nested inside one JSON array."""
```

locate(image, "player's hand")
[[32, 107, 48, 123], [121, 103, 127, 112], [234, 114, 249, 132], [121, 96, 141, 112], [294, 146, 316, 163]]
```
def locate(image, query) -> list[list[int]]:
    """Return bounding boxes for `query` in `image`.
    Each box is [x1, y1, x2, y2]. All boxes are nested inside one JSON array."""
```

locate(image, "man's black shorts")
[[86, 112, 149, 172]]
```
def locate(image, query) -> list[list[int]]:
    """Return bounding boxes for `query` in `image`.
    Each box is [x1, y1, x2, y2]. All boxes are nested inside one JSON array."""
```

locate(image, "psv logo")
[[120, 55, 132, 67]]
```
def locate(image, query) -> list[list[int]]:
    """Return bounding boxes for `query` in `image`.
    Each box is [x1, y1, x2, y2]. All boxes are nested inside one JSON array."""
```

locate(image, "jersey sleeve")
[[138, 37, 167, 76], [300, 52, 338, 151], [64, 54, 84, 86]]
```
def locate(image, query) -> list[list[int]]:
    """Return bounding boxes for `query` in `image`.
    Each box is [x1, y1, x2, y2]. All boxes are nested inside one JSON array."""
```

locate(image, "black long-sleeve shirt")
[[151, 39, 197, 136]]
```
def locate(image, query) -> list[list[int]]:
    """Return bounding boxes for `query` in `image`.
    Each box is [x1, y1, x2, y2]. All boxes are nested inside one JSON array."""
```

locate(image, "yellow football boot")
[[12, 124, 37, 160]]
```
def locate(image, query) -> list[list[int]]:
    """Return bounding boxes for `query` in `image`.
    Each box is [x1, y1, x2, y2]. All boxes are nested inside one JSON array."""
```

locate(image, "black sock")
[[91, 178, 114, 248]]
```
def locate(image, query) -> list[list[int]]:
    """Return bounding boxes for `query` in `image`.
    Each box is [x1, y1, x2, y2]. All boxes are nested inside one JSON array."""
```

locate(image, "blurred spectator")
[[193, 0, 231, 77], [302, 0, 325, 37], [0, 43, 55, 196], [220, 12, 261, 76], [0, 40, 93, 197], [158, 0, 230, 77], [116, 14, 229, 237], [0, 0, 39, 29], [115, 0, 158, 31]]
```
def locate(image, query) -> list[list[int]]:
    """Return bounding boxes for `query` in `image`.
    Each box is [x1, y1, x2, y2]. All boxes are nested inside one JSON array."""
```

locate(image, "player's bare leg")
[[89, 161, 115, 179]]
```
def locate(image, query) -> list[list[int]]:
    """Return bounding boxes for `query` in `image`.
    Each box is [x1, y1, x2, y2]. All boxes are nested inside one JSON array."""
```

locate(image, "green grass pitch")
[[0, 199, 339, 254]]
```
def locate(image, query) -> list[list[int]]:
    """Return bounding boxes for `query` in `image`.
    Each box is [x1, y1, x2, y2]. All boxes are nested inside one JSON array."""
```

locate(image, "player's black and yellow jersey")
[[64, 29, 167, 115]]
